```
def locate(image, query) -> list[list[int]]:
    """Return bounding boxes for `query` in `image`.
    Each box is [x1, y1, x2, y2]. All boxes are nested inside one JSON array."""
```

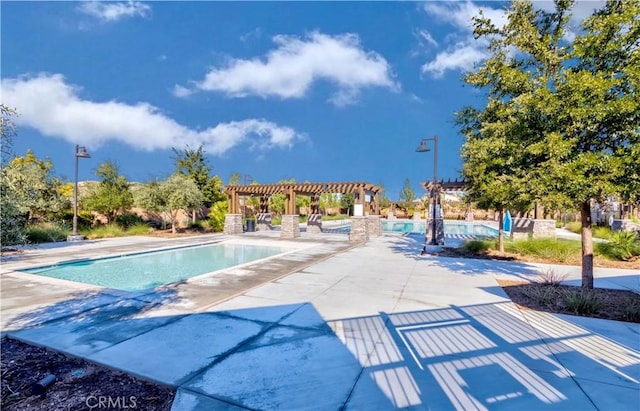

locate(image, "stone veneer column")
[[223, 214, 243, 235], [257, 213, 272, 231], [366, 215, 382, 237], [531, 219, 556, 238], [349, 216, 369, 243], [307, 214, 323, 234], [280, 215, 301, 238], [510, 218, 533, 240]]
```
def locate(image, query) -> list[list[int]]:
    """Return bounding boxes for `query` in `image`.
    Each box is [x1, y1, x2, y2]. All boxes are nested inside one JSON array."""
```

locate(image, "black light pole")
[[70, 145, 91, 241], [416, 135, 439, 245]]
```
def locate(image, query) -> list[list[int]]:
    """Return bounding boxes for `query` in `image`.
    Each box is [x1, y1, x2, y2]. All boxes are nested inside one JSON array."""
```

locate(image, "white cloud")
[[416, 29, 438, 48], [172, 84, 193, 98], [422, 44, 488, 78], [1, 73, 304, 155], [180, 31, 398, 106], [78, 1, 150, 22]]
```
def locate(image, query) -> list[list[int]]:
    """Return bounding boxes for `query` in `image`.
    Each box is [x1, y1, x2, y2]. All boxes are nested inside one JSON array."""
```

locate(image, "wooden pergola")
[[225, 182, 383, 215], [420, 179, 467, 192]]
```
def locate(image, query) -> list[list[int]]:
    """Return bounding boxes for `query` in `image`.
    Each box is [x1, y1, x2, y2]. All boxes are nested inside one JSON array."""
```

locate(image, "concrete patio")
[[1, 232, 638, 410]]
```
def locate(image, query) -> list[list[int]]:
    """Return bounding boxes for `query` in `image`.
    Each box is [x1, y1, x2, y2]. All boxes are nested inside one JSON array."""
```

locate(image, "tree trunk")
[[498, 209, 504, 253], [192, 210, 196, 224], [580, 200, 594, 289]]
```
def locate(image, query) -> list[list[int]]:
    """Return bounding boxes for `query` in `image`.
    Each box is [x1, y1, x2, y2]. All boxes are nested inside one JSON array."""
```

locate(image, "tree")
[[3, 149, 69, 223], [340, 193, 354, 215], [173, 145, 225, 209], [82, 161, 133, 224], [135, 174, 204, 234], [464, 0, 640, 288], [228, 172, 241, 186], [398, 178, 416, 215], [0, 105, 25, 247]]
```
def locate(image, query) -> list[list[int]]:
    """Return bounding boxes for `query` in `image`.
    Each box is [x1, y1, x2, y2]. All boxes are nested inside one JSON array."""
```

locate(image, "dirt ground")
[[0, 338, 174, 411]]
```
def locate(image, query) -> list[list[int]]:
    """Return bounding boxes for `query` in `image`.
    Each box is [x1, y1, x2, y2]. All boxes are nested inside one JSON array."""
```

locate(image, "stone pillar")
[[307, 214, 323, 234], [280, 214, 300, 238], [367, 215, 382, 237], [531, 219, 556, 238], [510, 217, 532, 240], [223, 214, 243, 235], [349, 216, 369, 243], [257, 213, 272, 231]]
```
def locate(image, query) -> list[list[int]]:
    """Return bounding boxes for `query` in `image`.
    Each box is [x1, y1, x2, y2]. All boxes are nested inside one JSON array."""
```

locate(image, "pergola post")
[[307, 193, 322, 234], [257, 194, 272, 231], [223, 188, 243, 234], [281, 187, 300, 238]]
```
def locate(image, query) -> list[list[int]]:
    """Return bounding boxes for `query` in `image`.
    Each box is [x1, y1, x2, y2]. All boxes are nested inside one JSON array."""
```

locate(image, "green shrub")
[[536, 269, 567, 286], [592, 226, 613, 240], [596, 231, 640, 261], [506, 238, 580, 263], [563, 289, 601, 315], [522, 285, 560, 307], [463, 240, 492, 253], [565, 221, 582, 234], [208, 201, 228, 232], [624, 298, 640, 322], [25, 222, 70, 243], [126, 223, 153, 235], [115, 212, 145, 228], [82, 224, 126, 239]]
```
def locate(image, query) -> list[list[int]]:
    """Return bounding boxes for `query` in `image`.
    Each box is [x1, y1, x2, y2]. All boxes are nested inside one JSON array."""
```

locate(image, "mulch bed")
[[498, 280, 640, 323], [1, 338, 175, 411]]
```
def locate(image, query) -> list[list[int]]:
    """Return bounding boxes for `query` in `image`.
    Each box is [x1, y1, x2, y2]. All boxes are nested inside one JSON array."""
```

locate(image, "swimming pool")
[[22, 242, 289, 292], [382, 221, 499, 236]]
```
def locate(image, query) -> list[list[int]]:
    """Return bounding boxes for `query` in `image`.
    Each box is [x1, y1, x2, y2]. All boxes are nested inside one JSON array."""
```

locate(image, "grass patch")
[[596, 231, 640, 261], [82, 224, 126, 239], [563, 288, 602, 315], [25, 222, 69, 243], [126, 223, 154, 235], [463, 240, 493, 253], [505, 238, 581, 263], [565, 221, 582, 234]]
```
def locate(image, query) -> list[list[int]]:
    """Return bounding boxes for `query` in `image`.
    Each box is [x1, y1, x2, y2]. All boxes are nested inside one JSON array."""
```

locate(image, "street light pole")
[[416, 135, 441, 246], [69, 145, 91, 242]]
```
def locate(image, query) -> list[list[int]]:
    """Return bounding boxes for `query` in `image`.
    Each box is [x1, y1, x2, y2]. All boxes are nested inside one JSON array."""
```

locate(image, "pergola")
[[225, 181, 383, 215]]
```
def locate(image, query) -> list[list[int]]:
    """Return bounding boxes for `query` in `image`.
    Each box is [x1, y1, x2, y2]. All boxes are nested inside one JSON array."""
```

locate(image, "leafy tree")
[[3, 150, 69, 223], [135, 174, 204, 234], [398, 178, 416, 215], [0, 105, 25, 247], [173, 145, 225, 208], [208, 200, 228, 232], [464, 0, 639, 288], [228, 172, 241, 186], [82, 161, 133, 224], [340, 193, 354, 215], [269, 178, 295, 215]]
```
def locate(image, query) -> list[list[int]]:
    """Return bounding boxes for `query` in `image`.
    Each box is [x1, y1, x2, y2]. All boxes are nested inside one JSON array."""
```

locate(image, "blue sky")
[[1, 1, 602, 199]]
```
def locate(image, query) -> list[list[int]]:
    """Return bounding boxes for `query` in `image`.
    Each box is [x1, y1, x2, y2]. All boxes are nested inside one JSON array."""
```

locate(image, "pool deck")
[[1, 231, 638, 410]]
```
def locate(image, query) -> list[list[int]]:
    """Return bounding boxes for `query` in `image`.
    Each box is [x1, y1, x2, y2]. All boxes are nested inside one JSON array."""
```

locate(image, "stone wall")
[[281, 215, 301, 239], [223, 214, 243, 235], [366, 215, 382, 237], [307, 214, 323, 234], [257, 213, 272, 231], [349, 216, 369, 243], [612, 219, 640, 233], [511, 218, 556, 239]]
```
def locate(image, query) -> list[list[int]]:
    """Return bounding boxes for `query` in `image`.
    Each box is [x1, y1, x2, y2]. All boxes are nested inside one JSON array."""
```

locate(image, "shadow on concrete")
[[4, 292, 639, 410]]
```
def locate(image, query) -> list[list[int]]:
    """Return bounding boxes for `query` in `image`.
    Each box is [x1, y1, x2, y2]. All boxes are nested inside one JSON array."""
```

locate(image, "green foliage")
[[25, 222, 69, 243], [173, 145, 225, 207], [82, 161, 133, 223], [565, 221, 582, 234], [134, 174, 204, 233], [340, 193, 354, 215], [536, 269, 567, 286], [563, 289, 602, 315], [596, 231, 640, 261], [398, 178, 415, 213], [1, 104, 18, 164], [3, 149, 69, 222], [81, 224, 126, 239], [592, 226, 613, 240], [463, 240, 492, 253], [506, 238, 581, 263], [115, 212, 145, 228], [208, 200, 228, 232], [126, 223, 153, 235], [522, 285, 560, 307], [624, 299, 640, 323], [462, 0, 640, 288]]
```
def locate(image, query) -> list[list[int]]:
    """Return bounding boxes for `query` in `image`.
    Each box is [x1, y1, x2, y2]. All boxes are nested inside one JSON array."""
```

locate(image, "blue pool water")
[[23, 243, 289, 292], [381, 221, 499, 236]]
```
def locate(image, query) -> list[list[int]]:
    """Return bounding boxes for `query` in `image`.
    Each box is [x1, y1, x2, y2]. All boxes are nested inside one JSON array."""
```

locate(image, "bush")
[[592, 226, 613, 240], [596, 231, 640, 261], [506, 238, 580, 263], [565, 221, 582, 234], [82, 224, 126, 239], [563, 289, 601, 315], [463, 240, 492, 253], [536, 269, 567, 286], [126, 223, 153, 235], [522, 285, 559, 307], [208, 201, 228, 232], [25, 222, 70, 243], [115, 212, 145, 228]]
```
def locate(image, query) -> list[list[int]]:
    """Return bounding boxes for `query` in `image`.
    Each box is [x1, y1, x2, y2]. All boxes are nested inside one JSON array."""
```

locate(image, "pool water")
[[382, 221, 499, 236], [23, 242, 289, 292]]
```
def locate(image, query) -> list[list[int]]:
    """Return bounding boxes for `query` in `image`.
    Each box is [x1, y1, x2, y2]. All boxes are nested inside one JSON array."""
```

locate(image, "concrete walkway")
[[1, 233, 638, 410]]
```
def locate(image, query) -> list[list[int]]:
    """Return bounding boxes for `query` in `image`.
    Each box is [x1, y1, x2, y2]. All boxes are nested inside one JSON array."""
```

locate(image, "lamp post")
[[68, 145, 91, 242], [416, 135, 441, 246]]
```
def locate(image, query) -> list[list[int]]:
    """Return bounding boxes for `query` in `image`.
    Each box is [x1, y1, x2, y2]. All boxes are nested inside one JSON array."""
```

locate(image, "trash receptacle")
[[246, 219, 256, 232]]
